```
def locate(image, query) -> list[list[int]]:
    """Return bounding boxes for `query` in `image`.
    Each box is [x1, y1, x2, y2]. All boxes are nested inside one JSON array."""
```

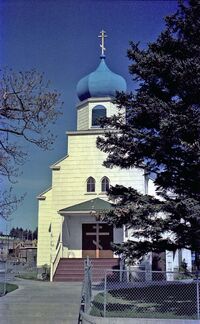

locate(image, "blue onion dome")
[[77, 56, 127, 101]]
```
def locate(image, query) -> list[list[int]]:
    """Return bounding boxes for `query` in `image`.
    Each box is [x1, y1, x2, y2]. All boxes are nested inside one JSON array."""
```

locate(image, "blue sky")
[[0, 0, 178, 233]]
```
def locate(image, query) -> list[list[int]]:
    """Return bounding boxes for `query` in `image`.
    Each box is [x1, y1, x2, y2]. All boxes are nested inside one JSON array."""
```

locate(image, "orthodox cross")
[[86, 224, 109, 258], [98, 30, 107, 57]]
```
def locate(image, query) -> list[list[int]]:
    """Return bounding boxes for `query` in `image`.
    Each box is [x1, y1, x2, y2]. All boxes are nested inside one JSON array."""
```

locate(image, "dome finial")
[[98, 30, 107, 58]]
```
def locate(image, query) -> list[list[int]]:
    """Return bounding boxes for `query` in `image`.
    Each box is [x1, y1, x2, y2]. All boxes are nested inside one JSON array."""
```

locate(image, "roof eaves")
[[58, 210, 94, 215], [58, 198, 114, 214], [37, 187, 52, 200], [76, 96, 113, 109], [37, 196, 46, 201], [50, 155, 69, 170], [66, 130, 105, 136]]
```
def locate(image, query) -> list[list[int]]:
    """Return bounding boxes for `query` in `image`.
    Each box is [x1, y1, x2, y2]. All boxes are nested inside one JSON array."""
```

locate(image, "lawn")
[[90, 282, 198, 319], [15, 271, 38, 280], [0, 283, 18, 296], [15, 270, 50, 281]]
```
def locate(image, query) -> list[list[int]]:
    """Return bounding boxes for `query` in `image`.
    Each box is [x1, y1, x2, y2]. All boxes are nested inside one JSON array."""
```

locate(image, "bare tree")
[[0, 68, 62, 219]]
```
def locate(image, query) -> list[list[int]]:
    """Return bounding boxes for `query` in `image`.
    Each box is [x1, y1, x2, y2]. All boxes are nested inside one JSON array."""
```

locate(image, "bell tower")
[[76, 31, 127, 131]]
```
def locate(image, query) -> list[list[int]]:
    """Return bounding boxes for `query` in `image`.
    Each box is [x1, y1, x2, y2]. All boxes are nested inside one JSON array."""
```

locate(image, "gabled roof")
[[50, 155, 69, 170], [37, 187, 52, 200], [58, 197, 113, 214]]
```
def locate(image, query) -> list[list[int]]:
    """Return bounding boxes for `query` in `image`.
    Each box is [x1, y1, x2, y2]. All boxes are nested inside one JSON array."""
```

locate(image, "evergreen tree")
[[28, 230, 32, 240], [33, 227, 38, 240], [9, 227, 17, 238], [97, 0, 200, 262], [9, 227, 36, 240]]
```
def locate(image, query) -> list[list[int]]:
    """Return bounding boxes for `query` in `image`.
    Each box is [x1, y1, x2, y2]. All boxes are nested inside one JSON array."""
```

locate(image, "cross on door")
[[85, 224, 110, 258]]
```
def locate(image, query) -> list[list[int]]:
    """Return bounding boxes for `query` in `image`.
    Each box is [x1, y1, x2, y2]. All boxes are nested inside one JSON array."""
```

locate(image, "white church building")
[[37, 32, 192, 281]]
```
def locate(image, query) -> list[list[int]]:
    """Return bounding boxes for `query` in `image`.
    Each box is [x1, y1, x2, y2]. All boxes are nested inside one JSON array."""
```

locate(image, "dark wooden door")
[[82, 223, 113, 258]]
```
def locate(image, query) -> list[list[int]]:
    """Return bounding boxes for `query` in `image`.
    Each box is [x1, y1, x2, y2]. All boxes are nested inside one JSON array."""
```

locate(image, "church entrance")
[[82, 223, 113, 258]]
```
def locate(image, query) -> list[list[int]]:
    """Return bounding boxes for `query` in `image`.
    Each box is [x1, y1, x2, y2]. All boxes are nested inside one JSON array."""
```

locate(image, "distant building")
[[0, 236, 15, 260], [0, 236, 37, 264], [19, 246, 37, 265]]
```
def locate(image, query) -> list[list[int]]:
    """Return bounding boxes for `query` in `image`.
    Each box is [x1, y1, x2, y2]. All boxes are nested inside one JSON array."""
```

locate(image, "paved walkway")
[[0, 278, 82, 324]]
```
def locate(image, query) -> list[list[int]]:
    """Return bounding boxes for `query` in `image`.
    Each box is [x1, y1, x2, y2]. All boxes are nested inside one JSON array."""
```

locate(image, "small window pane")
[[87, 177, 95, 192], [124, 225, 129, 239], [92, 105, 106, 126], [101, 177, 110, 192]]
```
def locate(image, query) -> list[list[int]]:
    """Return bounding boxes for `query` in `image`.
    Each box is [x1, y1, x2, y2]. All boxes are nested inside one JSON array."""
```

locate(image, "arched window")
[[87, 177, 95, 192], [101, 177, 110, 192], [92, 105, 106, 127]]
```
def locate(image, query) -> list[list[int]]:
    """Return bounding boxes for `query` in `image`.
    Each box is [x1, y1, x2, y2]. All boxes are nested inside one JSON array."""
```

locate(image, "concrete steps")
[[53, 258, 120, 282]]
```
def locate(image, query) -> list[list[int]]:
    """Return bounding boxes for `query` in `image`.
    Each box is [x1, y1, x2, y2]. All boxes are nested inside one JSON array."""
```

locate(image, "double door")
[[82, 223, 113, 258]]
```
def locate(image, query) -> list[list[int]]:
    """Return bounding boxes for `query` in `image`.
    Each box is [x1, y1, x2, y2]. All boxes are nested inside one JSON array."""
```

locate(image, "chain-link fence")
[[80, 265, 200, 321], [83, 258, 92, 312], [78, 257, 92, 323]]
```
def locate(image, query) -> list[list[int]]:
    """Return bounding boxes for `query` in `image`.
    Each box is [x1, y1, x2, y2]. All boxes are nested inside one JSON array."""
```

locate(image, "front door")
[[82, 223, 113, 258]]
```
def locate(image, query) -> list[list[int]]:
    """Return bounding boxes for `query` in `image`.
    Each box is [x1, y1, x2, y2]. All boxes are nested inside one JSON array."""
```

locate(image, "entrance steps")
[[53, 258, 120, 282]]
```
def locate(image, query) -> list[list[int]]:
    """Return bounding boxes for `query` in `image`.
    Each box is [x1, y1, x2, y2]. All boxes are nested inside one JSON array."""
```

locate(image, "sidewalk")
[[0, 278, 82, 324]]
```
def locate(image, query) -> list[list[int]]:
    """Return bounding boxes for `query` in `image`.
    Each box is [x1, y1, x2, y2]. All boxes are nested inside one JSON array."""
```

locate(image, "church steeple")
[[76, 31, 127, 102], [76, 31, 127, 130]]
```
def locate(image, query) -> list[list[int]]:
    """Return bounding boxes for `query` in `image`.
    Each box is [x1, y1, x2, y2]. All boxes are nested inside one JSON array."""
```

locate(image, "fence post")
[[86, 255, 89, 267], [3, 260, 7, 296], [88, 258, 92, 303], [103, 270, 107, 317], [127, 264, 130, 282], [84, 256, 92, 313], [119, 255, 125, 282], [85, 258, 89, 312], [197, 276, 199, 320], [84, 258, 88, 312]]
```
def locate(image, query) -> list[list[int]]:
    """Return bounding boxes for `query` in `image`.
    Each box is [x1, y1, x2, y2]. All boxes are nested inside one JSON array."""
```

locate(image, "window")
[[101, 176, 110, 192], [92, 105, 106, 127], [87, 177, 95, 192], [124, 225, 129, 239]]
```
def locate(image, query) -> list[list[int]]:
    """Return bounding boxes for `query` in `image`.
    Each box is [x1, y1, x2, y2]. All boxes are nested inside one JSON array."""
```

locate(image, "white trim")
[[51, 166, 60, 171], [76, 96, 113, 110], [50, 155, 69, 169], [58, 210, 96, 215], [67, 130, 105, 136], [84, 193, 97, 195], [37, 196, 46, 201], [37, 187, 52, 200]]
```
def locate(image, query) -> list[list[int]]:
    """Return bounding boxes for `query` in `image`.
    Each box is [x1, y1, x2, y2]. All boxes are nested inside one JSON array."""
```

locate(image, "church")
[[36, 31, 192, 281]]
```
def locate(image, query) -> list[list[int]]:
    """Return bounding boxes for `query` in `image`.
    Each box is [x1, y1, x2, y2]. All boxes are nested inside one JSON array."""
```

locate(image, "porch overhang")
[[58, 197, 114, 216]]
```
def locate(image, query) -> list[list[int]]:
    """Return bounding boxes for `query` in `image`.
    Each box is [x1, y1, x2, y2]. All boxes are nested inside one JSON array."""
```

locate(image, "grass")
[[90, 282, 198, 319], [15, 271, 38, 280], [0, 282, 18, 296], [15, 271, 50, 281]]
